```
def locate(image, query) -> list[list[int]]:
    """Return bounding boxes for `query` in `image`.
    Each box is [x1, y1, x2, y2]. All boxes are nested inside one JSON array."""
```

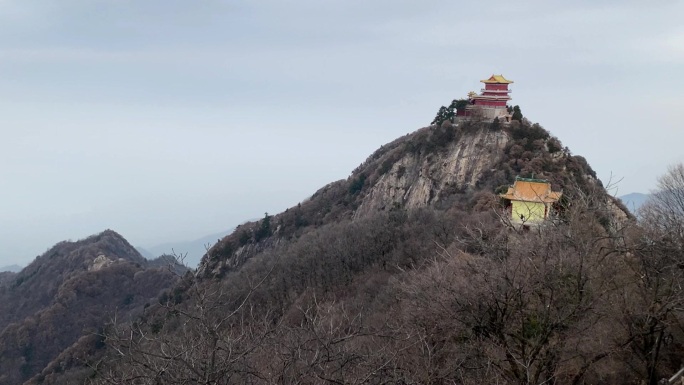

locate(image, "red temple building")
[[456, 74, 514, 121], [472, 74, 513, 108]]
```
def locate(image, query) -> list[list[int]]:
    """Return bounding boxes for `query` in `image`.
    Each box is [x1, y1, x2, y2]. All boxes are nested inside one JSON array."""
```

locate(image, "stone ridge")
[[199, 123, 512, 277], [353, 128, 509, 218]]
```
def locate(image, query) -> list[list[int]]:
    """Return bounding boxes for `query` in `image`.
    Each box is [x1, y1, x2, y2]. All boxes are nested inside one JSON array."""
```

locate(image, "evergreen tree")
[[512, 105, 523, 121], [431, 106, 450, 126], [255, 212, 271, 241]]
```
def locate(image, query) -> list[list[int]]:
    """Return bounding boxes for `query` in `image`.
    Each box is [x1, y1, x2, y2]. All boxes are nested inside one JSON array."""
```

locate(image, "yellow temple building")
[[500, 177, 562, 225]]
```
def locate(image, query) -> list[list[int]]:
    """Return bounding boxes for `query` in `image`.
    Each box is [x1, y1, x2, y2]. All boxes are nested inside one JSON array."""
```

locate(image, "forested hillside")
[[23, 118, 684, 385], [199, 118, 625, 278], [0, 230, 183, 385]]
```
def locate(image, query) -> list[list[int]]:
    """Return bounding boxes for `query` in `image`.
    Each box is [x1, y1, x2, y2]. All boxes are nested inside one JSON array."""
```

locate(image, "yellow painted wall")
[[511, 200, 547, 223]]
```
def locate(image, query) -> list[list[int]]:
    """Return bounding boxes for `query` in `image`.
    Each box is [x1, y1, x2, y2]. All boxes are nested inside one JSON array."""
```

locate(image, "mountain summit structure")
[[457, 74, 514, 121]]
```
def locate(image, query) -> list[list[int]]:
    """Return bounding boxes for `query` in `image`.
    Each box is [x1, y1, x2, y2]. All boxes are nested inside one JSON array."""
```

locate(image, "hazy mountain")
[[0, 230, 184, 384], [0, 264, 22, 273], [134, 246, 154, 259], [139, 229, 234, 269], [619, 192, 651, 214]]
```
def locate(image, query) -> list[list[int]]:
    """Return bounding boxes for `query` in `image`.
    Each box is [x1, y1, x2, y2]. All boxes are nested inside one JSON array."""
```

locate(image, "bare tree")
[[261, 294, 411, 385], [396, 183, 636, 385], [641, 163, 684, 248], [89, 265, 277, 385], [617, 163, 684, 385]]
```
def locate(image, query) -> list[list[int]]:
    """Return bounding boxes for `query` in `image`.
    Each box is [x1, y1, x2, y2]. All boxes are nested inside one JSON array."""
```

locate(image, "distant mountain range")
[[0, 229, 237, 275], [137, 229, 234, 269], [0, 264, 22, 273], [618, 192, 650, 214]]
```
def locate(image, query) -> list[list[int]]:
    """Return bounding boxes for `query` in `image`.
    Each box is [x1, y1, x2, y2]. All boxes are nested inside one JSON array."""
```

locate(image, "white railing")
[[481, 88, 512, 93], [475, 95, 511, 98]]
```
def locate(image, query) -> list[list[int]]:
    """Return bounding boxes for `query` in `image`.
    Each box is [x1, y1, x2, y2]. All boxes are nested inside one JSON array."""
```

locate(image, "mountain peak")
[[199, 118, 624, 278], [0, 229, 182, 383]]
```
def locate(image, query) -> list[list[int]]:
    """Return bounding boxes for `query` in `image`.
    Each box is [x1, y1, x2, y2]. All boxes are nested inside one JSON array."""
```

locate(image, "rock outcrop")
[[354, 127, 509, 218], [89, 254, 118, 271]]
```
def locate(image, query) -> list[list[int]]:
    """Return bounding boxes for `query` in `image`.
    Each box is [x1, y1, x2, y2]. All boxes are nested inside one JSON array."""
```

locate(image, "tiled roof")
[[481, 74, 514, 84], [500, 179, 562, 203]]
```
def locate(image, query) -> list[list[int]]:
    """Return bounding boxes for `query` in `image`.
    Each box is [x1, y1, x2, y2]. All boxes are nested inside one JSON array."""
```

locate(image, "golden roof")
[[481, 74, 514, 84], [500, 179, 562, 203]]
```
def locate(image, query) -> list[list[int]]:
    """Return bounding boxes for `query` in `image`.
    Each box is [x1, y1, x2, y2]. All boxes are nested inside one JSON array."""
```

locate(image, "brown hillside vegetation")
[[36, 119, 684, 385], [200, 119, 627, 278], [0, 230, 182, 385], [90, 204, 684, 384]]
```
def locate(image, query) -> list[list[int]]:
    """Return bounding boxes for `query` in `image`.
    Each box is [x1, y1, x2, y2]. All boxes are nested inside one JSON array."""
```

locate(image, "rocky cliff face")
[[201, 123, 518, 277], [354, 127, 509, 218]]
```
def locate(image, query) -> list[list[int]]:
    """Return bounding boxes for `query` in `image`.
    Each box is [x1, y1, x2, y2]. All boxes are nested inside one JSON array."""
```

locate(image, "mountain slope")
[[353, 126, 509, 217], [0, 230, 182, 385], [200, 119, 627, 278], [50, 118, 638, 384]]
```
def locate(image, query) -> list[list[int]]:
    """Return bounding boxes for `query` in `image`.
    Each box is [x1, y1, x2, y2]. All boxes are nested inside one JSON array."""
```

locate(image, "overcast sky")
[[1, 0, 682, 266]]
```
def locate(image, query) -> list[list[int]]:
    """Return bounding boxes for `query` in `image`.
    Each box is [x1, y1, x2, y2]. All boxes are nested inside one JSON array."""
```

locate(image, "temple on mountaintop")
[[473, 74, 513, 108], [456, 74, 514, 121]]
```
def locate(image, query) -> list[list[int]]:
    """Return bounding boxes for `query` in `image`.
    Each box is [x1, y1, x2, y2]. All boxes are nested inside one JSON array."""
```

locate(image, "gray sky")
[[1, 0, 682, 266]]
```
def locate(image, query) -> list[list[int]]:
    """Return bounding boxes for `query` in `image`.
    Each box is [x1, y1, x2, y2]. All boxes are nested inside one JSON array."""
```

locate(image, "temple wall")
[[481, 108, 506, 119], [460, 106, 510, 121], [485, 84, 508, 90], [512, 201, 547, 223]]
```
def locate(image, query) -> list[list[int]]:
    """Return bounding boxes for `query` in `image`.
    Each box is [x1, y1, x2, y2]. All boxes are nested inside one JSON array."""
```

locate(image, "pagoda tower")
[[456, 74, 514, 121], [471, 74, 513, 108]]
